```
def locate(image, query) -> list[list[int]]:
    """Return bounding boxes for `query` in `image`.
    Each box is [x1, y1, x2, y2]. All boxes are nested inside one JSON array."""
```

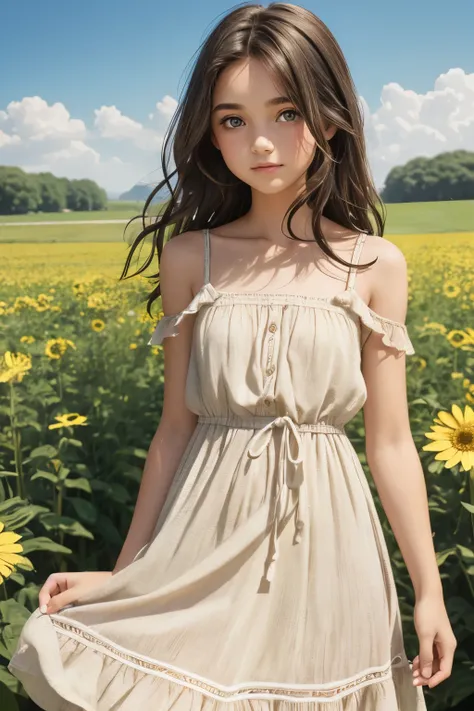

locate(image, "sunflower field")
[[0, 230, 473, 711]]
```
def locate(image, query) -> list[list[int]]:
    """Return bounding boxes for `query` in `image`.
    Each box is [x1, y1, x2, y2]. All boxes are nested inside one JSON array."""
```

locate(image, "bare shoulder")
[[159, 229, 207, 310], [160, 229, 203, 272], [362, 234, 409, 321]]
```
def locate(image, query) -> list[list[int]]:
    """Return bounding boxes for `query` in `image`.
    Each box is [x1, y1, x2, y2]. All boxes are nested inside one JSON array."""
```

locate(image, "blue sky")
[[1, 0, 473, 196]]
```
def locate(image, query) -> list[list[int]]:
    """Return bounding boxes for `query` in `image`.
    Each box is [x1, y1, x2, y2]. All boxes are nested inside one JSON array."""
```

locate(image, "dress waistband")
[[198, 414, 346, 586], [197, 414, 345, 435]]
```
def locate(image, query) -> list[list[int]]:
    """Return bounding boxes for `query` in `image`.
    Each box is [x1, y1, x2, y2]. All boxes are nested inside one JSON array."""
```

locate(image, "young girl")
[[9, 3, 456, 710]]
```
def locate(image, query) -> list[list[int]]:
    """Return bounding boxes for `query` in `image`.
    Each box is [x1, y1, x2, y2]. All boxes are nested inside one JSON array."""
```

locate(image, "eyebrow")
[[211, 96, 293, 113]]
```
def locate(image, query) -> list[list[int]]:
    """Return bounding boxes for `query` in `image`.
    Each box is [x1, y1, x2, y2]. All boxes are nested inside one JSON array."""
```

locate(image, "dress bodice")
[[149, 229, 415, 427]]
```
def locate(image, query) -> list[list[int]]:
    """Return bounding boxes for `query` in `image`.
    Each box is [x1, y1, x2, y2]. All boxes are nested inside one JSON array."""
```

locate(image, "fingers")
[[425, 655, 453, 689], [42, 585, 79, 615], [412, 636, 457, 688], [418, 634, 434, 680], [38, 573, 67, 609]]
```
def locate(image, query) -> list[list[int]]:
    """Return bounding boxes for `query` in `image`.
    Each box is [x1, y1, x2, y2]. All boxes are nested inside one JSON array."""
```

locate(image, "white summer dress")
[[8, 228, 427, 710]]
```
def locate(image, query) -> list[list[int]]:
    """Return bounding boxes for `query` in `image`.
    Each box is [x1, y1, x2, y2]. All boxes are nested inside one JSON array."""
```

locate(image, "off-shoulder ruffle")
[[148, 283, 219, 346], [148, 284, 415, 355], [9, 611, 426, 711], [333, 290, 415, 355]]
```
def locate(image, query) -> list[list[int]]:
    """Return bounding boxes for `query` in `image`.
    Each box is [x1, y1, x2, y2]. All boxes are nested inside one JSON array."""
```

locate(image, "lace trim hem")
[[51, 615, 406, 702]]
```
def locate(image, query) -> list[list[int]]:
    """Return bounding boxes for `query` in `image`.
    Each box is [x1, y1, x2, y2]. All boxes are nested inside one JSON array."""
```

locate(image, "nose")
[[251, 135, 274, 153]]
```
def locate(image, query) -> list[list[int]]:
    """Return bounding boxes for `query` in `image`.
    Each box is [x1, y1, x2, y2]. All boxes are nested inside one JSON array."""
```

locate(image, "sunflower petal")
[[451, 404, 465, 427], [0, 544, 24, 554], [445, 451, 463, 469], [438, 411, 460, 429], [461, 451, 472, 471], [0, 531, 22, 545], [434, 447, 458, 461], [0, 563, 13, 578], [430, 425, 456, 435], [424, 433, 452, 442], [0, 552, 28, 566], [422, 441, 452, 452], [464, 405, 474, 424]]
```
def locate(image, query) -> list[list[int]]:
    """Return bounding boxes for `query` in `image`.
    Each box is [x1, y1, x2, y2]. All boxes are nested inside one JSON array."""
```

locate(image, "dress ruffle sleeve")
[[148, 283, 219, 346], [333, 290, 415, 355]]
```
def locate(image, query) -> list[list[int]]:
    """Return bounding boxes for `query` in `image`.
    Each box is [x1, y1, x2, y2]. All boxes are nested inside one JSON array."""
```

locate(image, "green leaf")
[[461, 501, 474, 514], [0, 682, 20, 711], [0, 472, 18, 479], [20, 536, 72, 555], [67, 497, 97, 525], [0, 497, 23, 514], [67, 439, 84, 448], [30, 469, 58, 484], [39, 513, 94, 539], [14, 555, 34, 572], [63, 477, 92, 493], [436, 548, 456, 566], [0, 504, 49, 530], [0, 665, 21, 693], [456, 544, 474, 560], [7, 572, 25, 586], [28, 444, 58, 459]]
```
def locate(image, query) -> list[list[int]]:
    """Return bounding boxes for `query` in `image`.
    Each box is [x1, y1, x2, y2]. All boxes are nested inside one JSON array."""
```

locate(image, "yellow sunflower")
[[446, 329, 474, 350], [45, 338, 76, 359], [91, 319, 105, 332], [422, 404, 474, 471], [48, 413, 88, 430], [443, 281, 461, 299], [0, 351, 32, 383], [0, 521, 32, 584]]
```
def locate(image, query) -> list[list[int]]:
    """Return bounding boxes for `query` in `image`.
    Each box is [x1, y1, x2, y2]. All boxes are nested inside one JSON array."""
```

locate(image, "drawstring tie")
[[197, 415, 346, 588], [247, 415, 306, 584]]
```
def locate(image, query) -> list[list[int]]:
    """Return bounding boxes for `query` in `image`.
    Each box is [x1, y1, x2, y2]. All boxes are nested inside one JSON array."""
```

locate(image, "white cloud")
[[0, 96, 86, 142], [155, 95, 178, 117], [362, 67, 474, 189], [0, 68, 472, 195]]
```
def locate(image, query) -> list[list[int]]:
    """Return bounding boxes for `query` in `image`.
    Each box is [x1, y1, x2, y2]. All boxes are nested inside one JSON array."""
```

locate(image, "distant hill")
[[119, 184, 157, 201]]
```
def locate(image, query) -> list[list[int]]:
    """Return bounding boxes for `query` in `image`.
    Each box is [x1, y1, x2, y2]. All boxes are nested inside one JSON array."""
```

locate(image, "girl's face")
[[210, 57, 336, 195]]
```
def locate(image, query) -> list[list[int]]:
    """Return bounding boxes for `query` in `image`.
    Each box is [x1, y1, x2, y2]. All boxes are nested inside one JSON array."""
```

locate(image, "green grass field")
[[0, 200, 472, 243], [0, 201, 145, 223]]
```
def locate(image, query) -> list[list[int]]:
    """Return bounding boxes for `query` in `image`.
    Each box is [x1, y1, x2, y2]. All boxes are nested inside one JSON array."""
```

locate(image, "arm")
[[361, 239, 440, 600], [113, 231, 200, 574], [361, 237, 456, 687]]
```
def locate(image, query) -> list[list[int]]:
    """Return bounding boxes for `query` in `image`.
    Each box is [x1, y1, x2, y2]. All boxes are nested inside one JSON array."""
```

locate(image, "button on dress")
[[8, 228, 427, 710]]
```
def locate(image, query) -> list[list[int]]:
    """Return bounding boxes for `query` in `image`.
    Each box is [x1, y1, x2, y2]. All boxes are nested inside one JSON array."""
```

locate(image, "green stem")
[[9, 381, 24, 499], [1, 581, 8, 601], [460, 560, 474, 601], [470, 467, 474, 541], [57, 484, 65, 550], [58, 365, 63, 401]]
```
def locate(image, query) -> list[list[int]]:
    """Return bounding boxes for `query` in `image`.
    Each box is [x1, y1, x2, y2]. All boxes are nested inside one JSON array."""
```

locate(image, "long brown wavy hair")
[[120, 2, 384, 317]]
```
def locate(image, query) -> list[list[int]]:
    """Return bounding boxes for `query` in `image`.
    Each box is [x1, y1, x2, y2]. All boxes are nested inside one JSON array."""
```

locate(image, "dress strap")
[[345, 232, 367, 291], [203, 228, 211, 285]]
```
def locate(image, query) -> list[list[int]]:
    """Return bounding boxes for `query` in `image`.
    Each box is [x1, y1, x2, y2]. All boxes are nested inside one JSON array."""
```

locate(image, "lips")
[[251, 164, 283, 171]]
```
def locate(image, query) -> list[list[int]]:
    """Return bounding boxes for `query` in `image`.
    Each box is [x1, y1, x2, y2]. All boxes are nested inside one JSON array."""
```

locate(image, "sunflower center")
[[455, 427, 474, 450]]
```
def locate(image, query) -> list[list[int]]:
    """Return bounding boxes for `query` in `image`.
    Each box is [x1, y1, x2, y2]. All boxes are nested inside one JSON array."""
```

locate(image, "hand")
[[412, 596, 457, 689], [38, 571, 113, 615]]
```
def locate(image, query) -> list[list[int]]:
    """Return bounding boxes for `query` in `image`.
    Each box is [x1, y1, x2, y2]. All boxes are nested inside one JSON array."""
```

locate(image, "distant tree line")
[[1, 149, 473, 214], [0, 166, 108, 215], [380, 150, 474, 203]]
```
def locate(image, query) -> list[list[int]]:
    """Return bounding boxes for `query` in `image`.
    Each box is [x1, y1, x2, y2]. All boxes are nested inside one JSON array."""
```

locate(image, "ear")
[[324, 123, 337, 141]]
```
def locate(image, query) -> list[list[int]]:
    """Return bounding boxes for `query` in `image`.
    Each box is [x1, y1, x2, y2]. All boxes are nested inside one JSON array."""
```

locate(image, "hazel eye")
[[278, 109, 301, 122], [220, 116, 244, 129]]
